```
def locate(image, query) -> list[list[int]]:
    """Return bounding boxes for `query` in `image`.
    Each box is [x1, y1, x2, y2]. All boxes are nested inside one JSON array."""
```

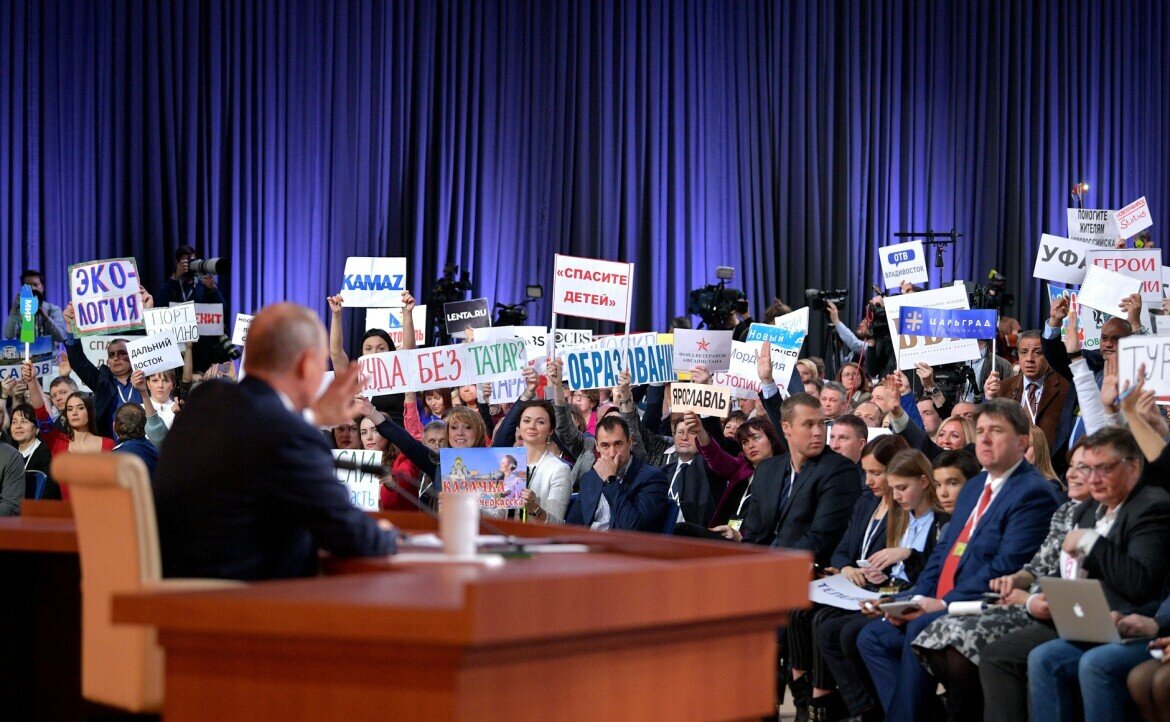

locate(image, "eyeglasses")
[[1073, 458, 1133, 478]]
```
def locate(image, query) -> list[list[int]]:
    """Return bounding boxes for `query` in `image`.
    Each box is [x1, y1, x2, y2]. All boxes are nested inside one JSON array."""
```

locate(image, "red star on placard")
[[696, 337, 711, 351]]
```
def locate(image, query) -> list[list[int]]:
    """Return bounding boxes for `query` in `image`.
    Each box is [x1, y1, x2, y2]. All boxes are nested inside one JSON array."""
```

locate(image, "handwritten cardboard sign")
[[1117, 335, 1170, 403], [670, 383, 732, 417], [332, 449, 382, 511], [1113, 197, 1154, 240], [146, 302, 199, 344], [357, 338, 527, 396], [126, 332, 183, 376], [68, 257, 143, 336]]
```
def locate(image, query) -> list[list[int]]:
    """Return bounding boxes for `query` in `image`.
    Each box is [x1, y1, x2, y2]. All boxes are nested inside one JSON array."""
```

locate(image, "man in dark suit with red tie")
[[984, 330, 1070, 455], [855, 399, 1060, 722]]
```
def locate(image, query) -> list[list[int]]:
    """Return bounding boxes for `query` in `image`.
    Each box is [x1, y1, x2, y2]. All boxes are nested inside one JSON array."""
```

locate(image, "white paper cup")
[[439, 492, 479, 558]]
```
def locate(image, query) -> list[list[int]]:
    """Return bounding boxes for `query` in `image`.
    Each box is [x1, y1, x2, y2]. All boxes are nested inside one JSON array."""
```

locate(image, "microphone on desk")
[[329, 456, 521, 543]]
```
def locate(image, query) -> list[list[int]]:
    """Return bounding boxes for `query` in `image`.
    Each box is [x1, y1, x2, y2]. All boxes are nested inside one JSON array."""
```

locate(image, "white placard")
[[68, 257, 144, 336], [553, 328, 593, 350], [882, 285, 981, 370], [1117, 336, 1170, 404], [1076, 265, 1143, 314], [1032, 234, 1095, 285], [332, 448, 382, 511], [340, 257, 407, 307], [670, 383, 732, 417], [809, 573, 882, 611], [1066, 208, 1121, 247], [193, 303, 225, 336], [673, 328, 734, 373], [712, 369, 762, 400], [1113, 197, 1154, 239], [146, 302, 199, 344], [366, 305, 427, 348], [551, 253, 634, 324], [1086, 248, 1163, 303], [125, 332, 184, 377], [232, 314, 254, 347], [878, 241, 930, 290], [745, 307, 809, 391], [357, 339, 527, 396]]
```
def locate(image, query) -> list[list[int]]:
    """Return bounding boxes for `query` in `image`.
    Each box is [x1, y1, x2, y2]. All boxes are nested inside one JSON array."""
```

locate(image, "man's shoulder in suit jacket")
[[154, 376, 395, 581]]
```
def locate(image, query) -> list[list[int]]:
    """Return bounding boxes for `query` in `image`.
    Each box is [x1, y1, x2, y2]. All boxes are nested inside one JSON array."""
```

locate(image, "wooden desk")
[[114, 523, 809, 721], [0, 508, 82, 719]]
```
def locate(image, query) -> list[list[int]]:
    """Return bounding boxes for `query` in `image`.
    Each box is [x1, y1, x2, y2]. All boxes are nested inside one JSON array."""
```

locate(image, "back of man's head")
[[243, 303, 325, 378], [113, 403, 147, 440]]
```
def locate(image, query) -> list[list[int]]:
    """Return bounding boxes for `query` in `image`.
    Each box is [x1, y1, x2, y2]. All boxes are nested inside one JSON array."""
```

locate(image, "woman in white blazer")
[[509, 399, 572, 524]]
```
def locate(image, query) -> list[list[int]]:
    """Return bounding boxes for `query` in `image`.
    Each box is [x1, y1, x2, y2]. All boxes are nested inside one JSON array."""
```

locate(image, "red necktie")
[[935, 482, 994, 599]]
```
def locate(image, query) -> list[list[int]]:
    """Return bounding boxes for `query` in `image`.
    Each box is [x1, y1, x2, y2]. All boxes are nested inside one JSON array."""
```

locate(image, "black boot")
[[790, 675, 812, 722], [807, 693, 847, 722]]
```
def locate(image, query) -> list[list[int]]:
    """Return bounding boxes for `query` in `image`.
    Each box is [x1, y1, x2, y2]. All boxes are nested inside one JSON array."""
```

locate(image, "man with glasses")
[[979, 426, 1170, 721], [59, 336, 141, 439]]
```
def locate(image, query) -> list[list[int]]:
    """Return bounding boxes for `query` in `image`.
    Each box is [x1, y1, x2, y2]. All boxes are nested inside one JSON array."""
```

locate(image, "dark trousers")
[[817, 612, 879, 716], [856, 610, 947, 722], [977, 622, 1058, 722], [789, 604, 854, 689]]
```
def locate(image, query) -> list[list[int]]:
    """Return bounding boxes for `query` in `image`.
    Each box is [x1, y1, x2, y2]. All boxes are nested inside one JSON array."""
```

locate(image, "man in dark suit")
[[661, 415, 725, 527], [723, 393, 860, 565], [153, 303, 397, 581], [981, 427, 1170, 721], [857, 399, 1060, 722], [566, 416, 669, 532], [985, 330, 1070, 454]]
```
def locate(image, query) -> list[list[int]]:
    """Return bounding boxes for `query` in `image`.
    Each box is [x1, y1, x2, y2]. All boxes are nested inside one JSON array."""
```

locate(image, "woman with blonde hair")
[[1025, 426, 1060, 486]]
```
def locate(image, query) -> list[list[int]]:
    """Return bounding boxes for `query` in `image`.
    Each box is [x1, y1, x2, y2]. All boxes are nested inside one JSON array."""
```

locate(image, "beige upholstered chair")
[[52, 453, 242, 713]]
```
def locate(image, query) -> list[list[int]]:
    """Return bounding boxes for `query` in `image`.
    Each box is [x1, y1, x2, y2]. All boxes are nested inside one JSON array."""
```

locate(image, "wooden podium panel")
[[113, 519, 810, 721]]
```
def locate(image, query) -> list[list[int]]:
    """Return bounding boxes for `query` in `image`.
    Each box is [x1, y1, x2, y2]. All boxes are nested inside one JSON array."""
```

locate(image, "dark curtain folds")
[[2, 0, 1167, 356]]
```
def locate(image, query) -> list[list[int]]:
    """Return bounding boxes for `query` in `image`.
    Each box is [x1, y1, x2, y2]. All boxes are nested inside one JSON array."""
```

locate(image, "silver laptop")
[[1039, 577, 1121, 644]]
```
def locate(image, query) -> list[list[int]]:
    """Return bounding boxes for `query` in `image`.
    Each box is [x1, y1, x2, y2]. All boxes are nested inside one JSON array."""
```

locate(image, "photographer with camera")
[[4, 269, 69, 342], [161, 245, 225, 305]]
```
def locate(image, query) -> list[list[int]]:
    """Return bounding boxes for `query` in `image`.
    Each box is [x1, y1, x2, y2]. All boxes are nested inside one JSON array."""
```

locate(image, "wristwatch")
[[531, 506, 545, 519], [925, 387, 941, 396]]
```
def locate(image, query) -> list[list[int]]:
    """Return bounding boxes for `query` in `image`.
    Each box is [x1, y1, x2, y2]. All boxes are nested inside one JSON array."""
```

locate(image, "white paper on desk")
[[402, 533, 511, 549], [1076, 265, 1143, 313], [809, 574, 882, 610]]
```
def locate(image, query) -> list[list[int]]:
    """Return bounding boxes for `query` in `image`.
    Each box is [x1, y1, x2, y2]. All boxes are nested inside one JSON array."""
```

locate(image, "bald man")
[[153, 303, 396, 580]]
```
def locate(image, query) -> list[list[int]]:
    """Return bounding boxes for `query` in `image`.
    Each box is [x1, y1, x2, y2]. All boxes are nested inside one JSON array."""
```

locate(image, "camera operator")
[[824, 301, 866, 368], [4, 269, 69, 342], [161, 245, 224, 305], [730, 298, 753, 341], [863, 293, 897, 379]]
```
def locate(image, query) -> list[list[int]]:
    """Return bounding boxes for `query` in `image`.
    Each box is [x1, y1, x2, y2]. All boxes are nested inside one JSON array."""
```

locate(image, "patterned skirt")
[[911, 604, 1034, 669]]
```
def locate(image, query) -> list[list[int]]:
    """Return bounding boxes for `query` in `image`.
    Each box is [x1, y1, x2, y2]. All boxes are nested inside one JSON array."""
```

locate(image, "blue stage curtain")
[[2, 0, 1167, 354]]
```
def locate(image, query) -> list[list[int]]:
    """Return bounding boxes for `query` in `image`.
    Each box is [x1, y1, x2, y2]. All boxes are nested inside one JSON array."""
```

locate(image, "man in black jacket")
[[153, 302, 396, 580], [728, 393, 862, 565], [661, 415, 726, 527]]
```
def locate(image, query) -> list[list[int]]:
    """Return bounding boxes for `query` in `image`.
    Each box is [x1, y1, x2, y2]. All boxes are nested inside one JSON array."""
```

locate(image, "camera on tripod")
[[494, 285, 544, 326], [687, 266, 745, 329], [805, 288, 849, 312]]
